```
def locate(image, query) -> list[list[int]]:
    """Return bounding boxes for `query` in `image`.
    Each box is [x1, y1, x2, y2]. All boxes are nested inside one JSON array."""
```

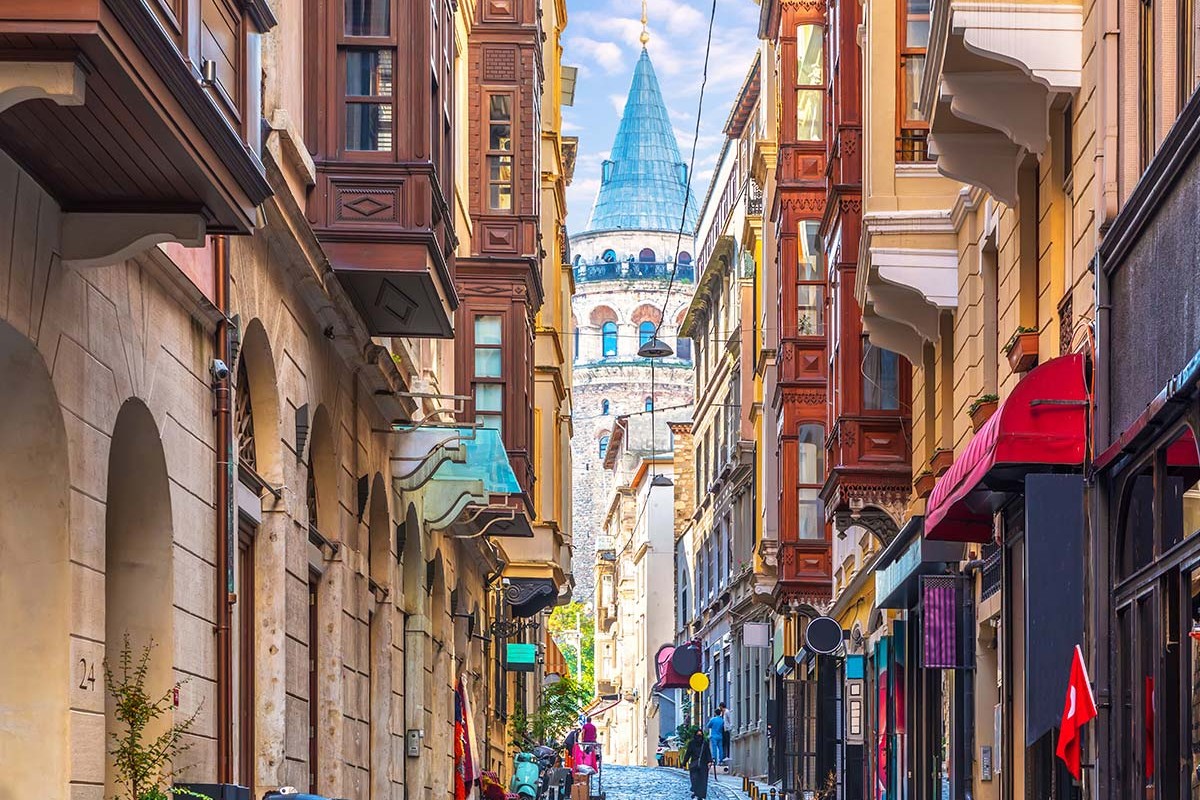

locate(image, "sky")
[[562, 0, 762, 230]]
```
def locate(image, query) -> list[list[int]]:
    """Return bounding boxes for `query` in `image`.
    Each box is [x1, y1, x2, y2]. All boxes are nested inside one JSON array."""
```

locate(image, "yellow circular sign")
[[689, 672, 710, 692]]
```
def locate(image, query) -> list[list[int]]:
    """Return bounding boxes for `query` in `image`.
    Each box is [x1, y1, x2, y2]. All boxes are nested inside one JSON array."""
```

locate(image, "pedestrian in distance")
[[682, 729, 714, 800], [705, 709, 726, 764], [718, 702, 731, 766]]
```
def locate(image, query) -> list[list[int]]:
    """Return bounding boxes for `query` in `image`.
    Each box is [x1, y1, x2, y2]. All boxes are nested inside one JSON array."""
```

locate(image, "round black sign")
[[670, 643, 701, 676], [804, 616, 844, 655]]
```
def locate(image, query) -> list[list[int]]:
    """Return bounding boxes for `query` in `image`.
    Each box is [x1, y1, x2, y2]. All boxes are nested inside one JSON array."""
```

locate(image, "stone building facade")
[[568, 47, 698, 602], [0, 1, 571, 798]]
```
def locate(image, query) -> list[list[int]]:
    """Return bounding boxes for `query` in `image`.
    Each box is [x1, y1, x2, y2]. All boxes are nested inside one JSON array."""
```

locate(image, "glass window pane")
[[639, 321, 656, 346], [797, 285, 825, 336], [864, 345, 901, 410], [797, 89, 824, 141], [489, 183, 512, 210], [489, 95, 512, 121], [798, 221, 821, 280], [345, 103, 393, 151], [1164, 427, 1200, 551], [602, 322, 618, 356], [798, 425, 825, 484], [798, 488, 825, 539], [474, 348, 501, 378], [489, 124, 512, 151], [474, 315, 502, 345], [489, 155, 513, 181], [477, 415, 502, 436], [345, 0, 390, 35], [903, 55, 926, 123], [475, 384, 502, 412], [347, 49, 393, 96], [906, 0, 931, 48], [796, 25, 824, 84]]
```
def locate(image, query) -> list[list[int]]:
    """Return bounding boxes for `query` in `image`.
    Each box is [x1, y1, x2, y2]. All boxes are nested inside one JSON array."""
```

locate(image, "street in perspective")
[[0, 0, 1196, 798]]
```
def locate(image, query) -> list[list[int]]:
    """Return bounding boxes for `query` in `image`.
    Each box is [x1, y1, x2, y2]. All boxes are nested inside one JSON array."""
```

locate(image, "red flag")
[[1055, 644, 1097, 779]]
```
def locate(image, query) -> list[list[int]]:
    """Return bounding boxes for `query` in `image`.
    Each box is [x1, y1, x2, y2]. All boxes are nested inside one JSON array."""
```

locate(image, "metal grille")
[[782, 678, 818, 795], [235, 360, 256, 470], [895, 128, 932, 162], [980, 541, 1002, 601], [306, 452, 318, 527]]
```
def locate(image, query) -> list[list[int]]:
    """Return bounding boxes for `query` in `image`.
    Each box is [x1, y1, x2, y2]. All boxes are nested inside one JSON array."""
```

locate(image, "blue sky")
[[562, 0, 761, 230]]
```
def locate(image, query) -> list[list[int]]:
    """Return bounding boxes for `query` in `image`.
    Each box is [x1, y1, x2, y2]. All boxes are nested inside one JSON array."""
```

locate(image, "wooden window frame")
[[337, 0, 398, 158], [472, 313, 505, 439], [797, 423, 826, 540], [484, 90, 516, 213], [795, 219, 825, 338], [896, 0, 931, 161], [795, 23, 826, 142]]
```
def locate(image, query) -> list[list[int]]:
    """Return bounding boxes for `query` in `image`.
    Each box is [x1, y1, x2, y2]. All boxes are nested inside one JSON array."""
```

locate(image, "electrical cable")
[[651, 0, 719, 345]]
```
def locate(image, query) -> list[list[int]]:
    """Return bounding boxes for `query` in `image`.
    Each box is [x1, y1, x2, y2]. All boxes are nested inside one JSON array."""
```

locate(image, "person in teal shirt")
[[705, 710, 725, 763]]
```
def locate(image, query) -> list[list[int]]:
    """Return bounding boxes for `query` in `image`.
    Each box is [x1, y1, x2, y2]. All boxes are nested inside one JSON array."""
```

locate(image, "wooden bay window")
[[897, 0, 931, 161], [473, 314, 505, 437], [796, 24, 825, 141]]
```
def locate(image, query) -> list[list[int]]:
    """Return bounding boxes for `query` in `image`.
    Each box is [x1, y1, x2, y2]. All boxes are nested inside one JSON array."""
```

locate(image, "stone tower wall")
[[568, 228, 695, 601]]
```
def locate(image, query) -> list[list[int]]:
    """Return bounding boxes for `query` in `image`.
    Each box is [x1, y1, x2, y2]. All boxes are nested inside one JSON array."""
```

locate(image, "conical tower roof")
[[584, 48, 699, 235]]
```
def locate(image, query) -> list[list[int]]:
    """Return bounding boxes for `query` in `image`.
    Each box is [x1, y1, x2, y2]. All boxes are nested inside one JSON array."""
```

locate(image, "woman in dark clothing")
[[682, 730, 713, 800]]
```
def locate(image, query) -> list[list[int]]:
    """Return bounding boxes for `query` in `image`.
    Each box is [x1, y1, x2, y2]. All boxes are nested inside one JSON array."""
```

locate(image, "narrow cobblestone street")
[[598, 765, 748, 800]]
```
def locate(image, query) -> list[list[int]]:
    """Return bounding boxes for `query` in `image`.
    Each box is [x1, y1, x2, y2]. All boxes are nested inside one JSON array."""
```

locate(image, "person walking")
[[682, 729, 713, 800], [717, 702, 731, 765], [705, 709, 726, 764]]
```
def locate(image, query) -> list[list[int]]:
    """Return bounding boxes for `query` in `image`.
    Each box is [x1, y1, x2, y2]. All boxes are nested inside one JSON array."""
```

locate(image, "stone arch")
[[401, 503, 425, 616], [104, 398, 175, 796], [639, 247, 657, 262], [631, 304, 662, 326], [366, 473, 393, 800], [0, 321, 71, 800], [308, 405, 339, 541], [589, 305, 618, 326], [237, 318, 284, 486]]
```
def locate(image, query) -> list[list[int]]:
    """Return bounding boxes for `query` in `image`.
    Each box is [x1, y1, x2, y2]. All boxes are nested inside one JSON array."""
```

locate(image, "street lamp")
[[637, 337, 674, 359]]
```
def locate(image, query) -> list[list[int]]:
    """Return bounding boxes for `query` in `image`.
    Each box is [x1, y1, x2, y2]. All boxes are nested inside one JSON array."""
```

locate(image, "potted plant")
[[1004, 326, 1039, 373], [913, 470, 936, 498], [105, 635, 204, 800], [969, 394, 1000, 432]]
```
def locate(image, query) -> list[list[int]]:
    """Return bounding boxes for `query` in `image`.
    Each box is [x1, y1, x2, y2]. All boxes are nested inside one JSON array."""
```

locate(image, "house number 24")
[[78, 658, 96, 691]]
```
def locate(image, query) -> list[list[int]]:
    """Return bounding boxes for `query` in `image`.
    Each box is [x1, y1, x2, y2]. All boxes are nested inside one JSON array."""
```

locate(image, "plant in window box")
[[969, 394, 1000, 432], [1004, 326, 1040, 373], [913, 470, 936, 498]]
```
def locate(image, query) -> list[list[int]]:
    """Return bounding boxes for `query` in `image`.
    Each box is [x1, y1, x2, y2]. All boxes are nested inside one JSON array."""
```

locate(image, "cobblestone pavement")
[[598, 764, 747, 800]]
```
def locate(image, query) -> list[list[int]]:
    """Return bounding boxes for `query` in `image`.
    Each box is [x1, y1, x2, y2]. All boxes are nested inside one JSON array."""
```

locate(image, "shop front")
[[922, 354, 1089, 800], [871, 517, 965, 800]]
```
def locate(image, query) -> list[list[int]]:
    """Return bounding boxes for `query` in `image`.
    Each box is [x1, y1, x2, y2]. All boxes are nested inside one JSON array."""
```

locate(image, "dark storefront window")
[[1112, 423, 1200, 798]]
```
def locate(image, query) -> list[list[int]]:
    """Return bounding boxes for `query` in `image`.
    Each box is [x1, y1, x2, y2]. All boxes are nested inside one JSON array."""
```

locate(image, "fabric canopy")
[[925, 354, 1088, 541]]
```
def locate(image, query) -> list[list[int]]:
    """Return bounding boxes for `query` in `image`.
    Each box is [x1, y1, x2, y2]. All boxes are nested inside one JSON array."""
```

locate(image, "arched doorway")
[[104, 399, 175, 796], [0, 322, 71, 800]]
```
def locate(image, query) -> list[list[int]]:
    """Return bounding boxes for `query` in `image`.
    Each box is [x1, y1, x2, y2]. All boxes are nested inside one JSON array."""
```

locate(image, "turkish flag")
[[1056, 644, 1097, 780]]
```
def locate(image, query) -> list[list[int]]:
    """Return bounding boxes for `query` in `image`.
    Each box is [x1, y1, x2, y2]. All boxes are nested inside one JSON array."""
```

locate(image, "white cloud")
[[566, 37, 626, 75]]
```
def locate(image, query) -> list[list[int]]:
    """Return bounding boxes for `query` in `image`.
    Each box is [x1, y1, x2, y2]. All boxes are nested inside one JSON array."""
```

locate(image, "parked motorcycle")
[[511, 751, 542, 799]]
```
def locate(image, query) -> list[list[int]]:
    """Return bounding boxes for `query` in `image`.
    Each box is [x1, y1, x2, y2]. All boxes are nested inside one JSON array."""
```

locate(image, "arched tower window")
[[602, 322, 618, 356], [639, 248, 657, 262], [678, 252, 692, 264], [602, 249, 617, 263], [638, 321, 656, 347], [602, 399, 610, 415], [599, 435, 610, 459], [645, 396, 654, 412]]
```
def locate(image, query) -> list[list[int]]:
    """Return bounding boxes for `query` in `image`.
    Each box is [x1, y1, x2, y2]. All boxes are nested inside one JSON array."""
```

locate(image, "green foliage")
[[105, 635, 202, 800], [675, 722, 700, 743], [547, 602, 595, 701], [509, 673, 592, 750], [969, 394, 1000, 416]]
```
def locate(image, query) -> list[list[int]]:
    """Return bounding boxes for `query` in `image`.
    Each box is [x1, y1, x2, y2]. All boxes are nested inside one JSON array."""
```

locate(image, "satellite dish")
[[804, 616, 844, 655]]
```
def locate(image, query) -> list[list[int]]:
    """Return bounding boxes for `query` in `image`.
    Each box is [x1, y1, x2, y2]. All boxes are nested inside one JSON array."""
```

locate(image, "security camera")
[[210, 359, 231, 381]]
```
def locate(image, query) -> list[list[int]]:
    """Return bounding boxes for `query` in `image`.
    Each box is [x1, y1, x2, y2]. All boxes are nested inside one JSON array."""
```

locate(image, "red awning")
[[925, 354, 1089, 542]]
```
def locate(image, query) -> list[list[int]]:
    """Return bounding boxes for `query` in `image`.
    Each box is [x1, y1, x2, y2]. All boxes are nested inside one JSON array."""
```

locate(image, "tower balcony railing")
[[574, 260, 695, 284]]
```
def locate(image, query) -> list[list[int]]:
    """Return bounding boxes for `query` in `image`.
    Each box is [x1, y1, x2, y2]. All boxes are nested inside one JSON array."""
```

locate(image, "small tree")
[[105, 635, 202, 800], [509, 673, 591, 750]]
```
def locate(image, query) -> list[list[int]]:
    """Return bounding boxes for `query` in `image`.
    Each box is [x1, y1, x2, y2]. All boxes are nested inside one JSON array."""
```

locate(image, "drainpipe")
[[214, 234, 235, 783]]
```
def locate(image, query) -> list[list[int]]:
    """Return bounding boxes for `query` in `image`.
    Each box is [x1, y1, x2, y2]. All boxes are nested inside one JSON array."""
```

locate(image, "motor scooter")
[[511, 751, 542, 799]]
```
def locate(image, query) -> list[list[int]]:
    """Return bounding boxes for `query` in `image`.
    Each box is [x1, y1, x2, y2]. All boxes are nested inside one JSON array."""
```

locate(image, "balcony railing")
[[980, 540, 1001, 601], [896, 128, 933, 163], [574, 260, 695, 284]]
